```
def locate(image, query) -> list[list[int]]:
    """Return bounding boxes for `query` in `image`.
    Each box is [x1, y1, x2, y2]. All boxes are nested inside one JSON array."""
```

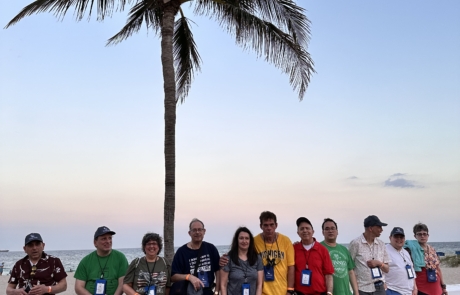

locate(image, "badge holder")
[[427, 268, 437, 282], [198, 271, 209, 288], [405, 265, 414, 279], [301, 269, 312, 286], [263, 265, 274, 281], [94, 279, 107, 295], [241, 283, 250, 295], [370, 267, 382, 279], [144, 285, 156, 295]]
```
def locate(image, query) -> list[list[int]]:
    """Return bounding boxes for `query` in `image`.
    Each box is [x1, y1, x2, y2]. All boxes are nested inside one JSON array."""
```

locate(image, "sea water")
[[1, 242, 459, 274]]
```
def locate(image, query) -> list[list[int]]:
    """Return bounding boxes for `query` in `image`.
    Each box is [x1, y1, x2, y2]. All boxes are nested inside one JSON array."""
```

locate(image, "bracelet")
[[287, 288, 294, 291], [441, 284, 447, 289], [186, 274, 190, 281], [48, 287, 52, 293]]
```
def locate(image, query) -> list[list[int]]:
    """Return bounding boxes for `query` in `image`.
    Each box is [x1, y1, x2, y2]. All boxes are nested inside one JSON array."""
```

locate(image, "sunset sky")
[[1, 0, 459, 251]]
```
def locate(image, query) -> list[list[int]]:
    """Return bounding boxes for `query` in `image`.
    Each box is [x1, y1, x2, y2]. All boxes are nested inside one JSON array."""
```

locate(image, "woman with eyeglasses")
[[220, 227, 263, 295], [405, 223, 447, 295], [123, 233, 171, 295]]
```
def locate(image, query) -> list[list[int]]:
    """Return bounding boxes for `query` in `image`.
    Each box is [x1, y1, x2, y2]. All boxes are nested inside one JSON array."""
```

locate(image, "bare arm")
[[75, 279, 92, 295], [325, 274, 333, 294], [122, 283, 136, 295], [348, 269, 359, 295], [214, 270, 220, 293], [256, 270, 263, 295], [7, 283, 27, 295], [113, 277, 125, 295], [171, 274, 204, 290], [286, 265, 294, 295], [437, 264, 447, 295], [219, 270, 228, 295]]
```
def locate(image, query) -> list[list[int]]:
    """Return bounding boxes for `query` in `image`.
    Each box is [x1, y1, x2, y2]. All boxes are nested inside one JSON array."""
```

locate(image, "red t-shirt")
[[294, 239, 334, 294]]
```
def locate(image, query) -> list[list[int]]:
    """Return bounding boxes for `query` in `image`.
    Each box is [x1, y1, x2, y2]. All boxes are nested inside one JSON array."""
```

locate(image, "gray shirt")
[[223, 256, 263, 295]]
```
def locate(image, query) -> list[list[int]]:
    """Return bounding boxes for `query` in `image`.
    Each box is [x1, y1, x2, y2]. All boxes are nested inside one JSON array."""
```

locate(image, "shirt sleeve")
[[211, 244, 221, 273], [123, 258, 138, 284], [117, 251, 129, 278], [284, 236, 295, 267], [53, 258, 68, 282], [346, 249, 355, 271], [348, 240, 357, 261], [171, 248, 185, 276]]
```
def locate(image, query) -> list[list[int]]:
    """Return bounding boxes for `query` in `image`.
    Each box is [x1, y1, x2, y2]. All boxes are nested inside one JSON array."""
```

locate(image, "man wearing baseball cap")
[[385, 227, 417, 295], [6, 233, 68, 295], [75, 226, 128, 295], [348, 215, 390, 295]]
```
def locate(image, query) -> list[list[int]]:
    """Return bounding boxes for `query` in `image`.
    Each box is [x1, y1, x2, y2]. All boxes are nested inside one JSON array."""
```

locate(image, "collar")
[[21, 252, 48, 264], [360, 233, 379, 244]]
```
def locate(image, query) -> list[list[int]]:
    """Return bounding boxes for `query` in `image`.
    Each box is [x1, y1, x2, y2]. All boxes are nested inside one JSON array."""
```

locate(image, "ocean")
[[1, 242, 459, 274]]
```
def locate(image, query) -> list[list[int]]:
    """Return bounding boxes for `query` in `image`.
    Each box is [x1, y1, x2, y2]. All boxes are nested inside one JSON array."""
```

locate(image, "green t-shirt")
[[123, 256, 171, 295], [321, 242, 355, 295], [74, 249, 128, 295]]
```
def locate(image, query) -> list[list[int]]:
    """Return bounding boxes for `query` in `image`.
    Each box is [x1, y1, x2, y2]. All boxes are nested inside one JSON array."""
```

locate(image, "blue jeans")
[[386, 289, 402, 295]]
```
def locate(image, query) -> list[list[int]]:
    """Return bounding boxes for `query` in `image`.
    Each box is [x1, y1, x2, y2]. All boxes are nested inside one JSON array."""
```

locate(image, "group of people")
[[6, 211, 448, 295]]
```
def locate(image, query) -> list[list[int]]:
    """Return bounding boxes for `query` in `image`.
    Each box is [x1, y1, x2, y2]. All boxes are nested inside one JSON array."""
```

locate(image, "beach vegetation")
[[441, 255, 460, 267], [5, 0, 314, 262]]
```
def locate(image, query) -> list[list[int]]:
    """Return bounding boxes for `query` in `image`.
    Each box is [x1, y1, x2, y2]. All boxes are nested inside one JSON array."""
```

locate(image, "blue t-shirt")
[[171, 241, 220, 288]]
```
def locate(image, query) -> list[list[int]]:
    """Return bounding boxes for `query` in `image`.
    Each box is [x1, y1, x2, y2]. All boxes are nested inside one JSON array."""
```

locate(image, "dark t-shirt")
[[171, 241, 220, 293], [8, 252, 68, 290]]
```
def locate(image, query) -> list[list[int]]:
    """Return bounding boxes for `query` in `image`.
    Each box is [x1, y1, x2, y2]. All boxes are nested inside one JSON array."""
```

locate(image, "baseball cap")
[[25, 233, 43, 246], [94, 226, 116, 239], [364, 215, 388, 227], [390, 227, 405, 236], [296, 217, 313, 228]]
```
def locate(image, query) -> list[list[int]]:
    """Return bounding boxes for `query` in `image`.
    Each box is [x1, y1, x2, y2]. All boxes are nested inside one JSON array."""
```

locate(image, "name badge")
[[427, 268, 437, 282], [241, 283, 250, 295], [370, 267, 382, 279], [144, 285, 156, 295], [263, 265, 274, 281], [301, 269, 312, 286], [94, 279, 107, 295], [198, 271, 209, 287], [406, 265, 414, 279]]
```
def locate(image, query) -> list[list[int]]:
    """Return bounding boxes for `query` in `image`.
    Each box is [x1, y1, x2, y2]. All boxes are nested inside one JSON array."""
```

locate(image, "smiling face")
[[94, 233, 113, 255], [144, 240, 159, 258], [322, 221, 338, 243], [189, 221, 206, 243], [237, 231, 250, 251], [297, 222, 314, 244], [260, 218, 277, 240], [23, 241, 45, 261], [390, 234, 405, 250]]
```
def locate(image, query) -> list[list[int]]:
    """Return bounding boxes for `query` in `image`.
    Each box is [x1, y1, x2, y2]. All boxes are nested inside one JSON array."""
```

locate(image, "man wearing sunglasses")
[[6, 233, 68, 295]]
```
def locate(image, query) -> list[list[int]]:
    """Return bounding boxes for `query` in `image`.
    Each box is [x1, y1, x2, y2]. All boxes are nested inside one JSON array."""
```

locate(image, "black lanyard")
[[145, 257, 158, 287], [263, 233, 280, 266], [97, 252, 112, 279]]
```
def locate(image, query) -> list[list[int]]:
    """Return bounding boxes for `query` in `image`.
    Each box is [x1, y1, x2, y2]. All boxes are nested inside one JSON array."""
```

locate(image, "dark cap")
[[94, 226, 116, 239], [390, 227, 405, 236], [296, 217, 313, 228], [364, 215, 388, 227], [25, 233, 43, 246]]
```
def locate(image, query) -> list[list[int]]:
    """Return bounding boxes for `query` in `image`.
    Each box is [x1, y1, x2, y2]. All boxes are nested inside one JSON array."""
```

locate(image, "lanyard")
[[263, 233, 280, 266], [302, 242, 314, 269], [145, 257, 158, 287], [97, 252, 112, 279], [366, 242, 376, 260]]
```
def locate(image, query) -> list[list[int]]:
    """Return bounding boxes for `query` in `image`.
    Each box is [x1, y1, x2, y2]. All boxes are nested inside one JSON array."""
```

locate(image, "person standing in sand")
[[171, 218, 221, 295], [349, 215, 390, 295], [74, 226, 128, 295], [6, 233, 68, 295], [321, 218, 359, 295]]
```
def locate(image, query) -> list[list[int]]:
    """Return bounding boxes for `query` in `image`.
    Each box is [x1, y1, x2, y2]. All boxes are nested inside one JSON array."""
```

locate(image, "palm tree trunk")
[[161, 3, 178, 263]]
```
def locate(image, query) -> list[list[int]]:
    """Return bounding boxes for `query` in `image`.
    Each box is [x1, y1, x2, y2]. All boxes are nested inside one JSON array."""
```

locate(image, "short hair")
[[322, 218, 338, 230], [141, 232, 163, 254], [189, 218, 205, 230], [259, 211, 277, 224], [413, 223, 429, 235], [229, 227, 258, 266]]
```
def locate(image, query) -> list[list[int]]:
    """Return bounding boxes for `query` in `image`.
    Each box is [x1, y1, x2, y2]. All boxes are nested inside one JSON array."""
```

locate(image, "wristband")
[[287, 288, 294, 291], [441, 284, 447, 289], [186, 274, 190, 281], [48, 287, 52, 293]]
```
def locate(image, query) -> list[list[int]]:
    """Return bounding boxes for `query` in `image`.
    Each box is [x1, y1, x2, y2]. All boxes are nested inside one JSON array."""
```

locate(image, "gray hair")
[[189, 218, 205, 230]]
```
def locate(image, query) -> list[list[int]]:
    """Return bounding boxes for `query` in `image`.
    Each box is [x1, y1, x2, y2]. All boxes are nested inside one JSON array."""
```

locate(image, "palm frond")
[[195, 0, 314, 99], [106, 0, 162, 45], [173, 16, 202, 103], [5, 0, 132, 28]]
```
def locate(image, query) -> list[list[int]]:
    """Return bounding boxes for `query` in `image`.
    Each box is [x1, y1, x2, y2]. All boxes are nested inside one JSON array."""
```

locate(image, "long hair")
[[228, 227, 258, 266]]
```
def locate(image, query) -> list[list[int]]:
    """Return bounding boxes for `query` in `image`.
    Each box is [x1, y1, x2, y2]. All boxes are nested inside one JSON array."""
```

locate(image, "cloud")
[[347, 176, 358, 180], [384, 173, 423, 188]]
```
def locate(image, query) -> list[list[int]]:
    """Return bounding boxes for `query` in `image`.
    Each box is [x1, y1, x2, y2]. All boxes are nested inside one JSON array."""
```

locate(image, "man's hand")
[[219, 254, 229, 268], [13, 288, 28, 295], [189, 275, 204, 291], [366, 259, 382, 268], [28, 285, 48, 295]]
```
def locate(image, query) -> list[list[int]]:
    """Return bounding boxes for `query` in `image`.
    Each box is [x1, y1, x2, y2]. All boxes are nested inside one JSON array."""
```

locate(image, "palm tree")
[[6, 0, 315, 262]]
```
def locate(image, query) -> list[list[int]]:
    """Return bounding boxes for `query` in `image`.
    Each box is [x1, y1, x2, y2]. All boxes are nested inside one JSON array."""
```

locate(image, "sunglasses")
[[30, 265, 37, 277]]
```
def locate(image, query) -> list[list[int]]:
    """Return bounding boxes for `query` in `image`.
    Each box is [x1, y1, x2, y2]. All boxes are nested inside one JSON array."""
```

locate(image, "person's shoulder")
[[350, 235, 363, 244], [277, 232, 293, 243], [111, 249, 127, 257], [375, 238, 386, 246]]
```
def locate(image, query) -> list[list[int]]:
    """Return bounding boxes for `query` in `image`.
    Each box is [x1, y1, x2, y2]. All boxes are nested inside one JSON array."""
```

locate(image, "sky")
[[1, 1, 459, 252]]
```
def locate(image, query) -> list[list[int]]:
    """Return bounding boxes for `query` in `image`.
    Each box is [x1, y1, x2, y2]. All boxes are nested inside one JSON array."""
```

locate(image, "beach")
[[1, 268, 460, 295]]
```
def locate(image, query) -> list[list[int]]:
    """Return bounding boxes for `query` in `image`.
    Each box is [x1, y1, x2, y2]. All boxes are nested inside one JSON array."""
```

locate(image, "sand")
[[1, 268, 459, 295]]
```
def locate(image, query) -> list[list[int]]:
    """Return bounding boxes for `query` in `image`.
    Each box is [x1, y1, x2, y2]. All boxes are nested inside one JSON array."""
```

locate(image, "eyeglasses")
[[30, 265, 37, 277], [145, 242, 158, 247], [416, 233, 429, 237], [190, 228, 204, 233], [323, 227, 337, 231]]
